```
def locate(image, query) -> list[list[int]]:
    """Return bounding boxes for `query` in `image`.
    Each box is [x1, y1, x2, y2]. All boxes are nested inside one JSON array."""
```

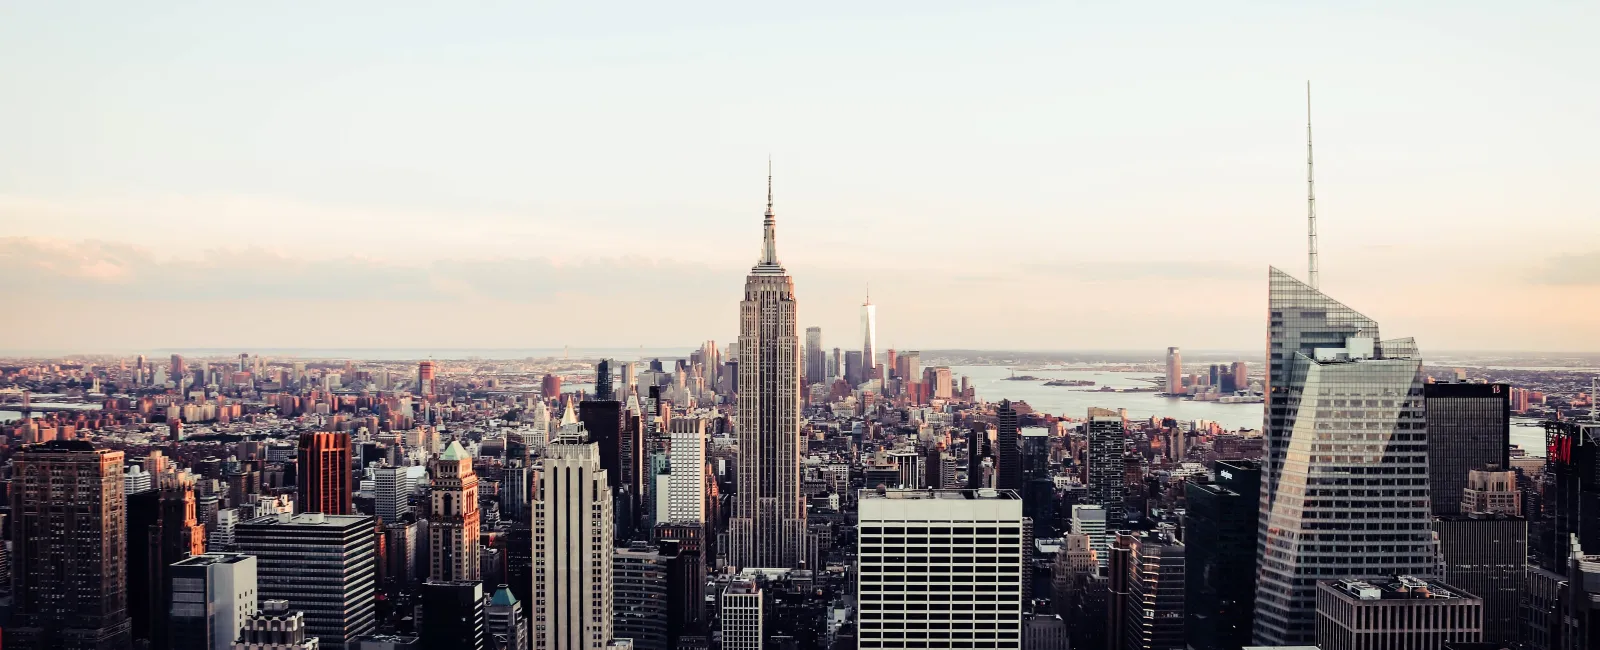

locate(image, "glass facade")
[[1424, 383, 1510, 515], [1254, 268, 1436, 646]]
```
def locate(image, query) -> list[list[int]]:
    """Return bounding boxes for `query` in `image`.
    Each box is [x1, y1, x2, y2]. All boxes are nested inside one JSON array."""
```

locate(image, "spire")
[[1306, 81, 1319, 290], [759, 158, 780, 267]]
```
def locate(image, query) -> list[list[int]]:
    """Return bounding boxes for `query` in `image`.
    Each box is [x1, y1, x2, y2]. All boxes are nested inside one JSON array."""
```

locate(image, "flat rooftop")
[[859, 488, 1020, 500], [1326, 576, 1473, 601]]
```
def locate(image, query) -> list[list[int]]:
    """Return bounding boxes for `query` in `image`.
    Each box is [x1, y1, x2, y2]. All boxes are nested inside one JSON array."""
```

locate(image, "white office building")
[[533, 427, 614, 650], [666, 417, 707, 524], [720, 581, 764, 650]]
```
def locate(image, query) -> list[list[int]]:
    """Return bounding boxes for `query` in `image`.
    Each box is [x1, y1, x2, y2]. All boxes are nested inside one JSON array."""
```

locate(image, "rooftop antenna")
[[1306, 81, 1319, 290]]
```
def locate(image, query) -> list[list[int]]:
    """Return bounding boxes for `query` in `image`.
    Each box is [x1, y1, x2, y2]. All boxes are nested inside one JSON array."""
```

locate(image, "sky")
[[1, 2, 1597, 354]]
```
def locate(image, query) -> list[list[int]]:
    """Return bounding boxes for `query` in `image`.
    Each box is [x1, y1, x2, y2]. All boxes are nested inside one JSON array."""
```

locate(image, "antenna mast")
[[1307, 81, 1319, 290]]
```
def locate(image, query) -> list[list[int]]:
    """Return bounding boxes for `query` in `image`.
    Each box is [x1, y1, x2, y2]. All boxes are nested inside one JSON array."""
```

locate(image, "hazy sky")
[[2, 2, 1597, 353]]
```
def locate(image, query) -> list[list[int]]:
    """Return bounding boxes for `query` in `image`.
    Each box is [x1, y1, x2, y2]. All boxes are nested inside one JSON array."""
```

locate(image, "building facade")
[[428, 440, 481, 581], [170, 553, 259, 650], [856, 488, 1025, 648], [232, 599, 320, 650], [297, 432, 352, 515], [731, 174, 807, 570], [533, 430, 615, 649], [1432, 513, 1526, 646], [1120, 532, 1186, 650], [666, 416, 707, 524], [421, 581, 485, 650], [1086, 409, 1127, 531], [1424, 382, 1510, 515], [1314, 577, 1483, 650], [1184, 460, 1260, 650], [720, 581, 764, 650], [613, 543, 670, 650], [235, 513, 378, 650], [1255, 268, 1437, 645]]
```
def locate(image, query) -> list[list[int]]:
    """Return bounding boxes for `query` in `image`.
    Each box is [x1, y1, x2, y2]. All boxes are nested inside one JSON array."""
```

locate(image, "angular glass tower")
[[1253, 268, 1436, 645]]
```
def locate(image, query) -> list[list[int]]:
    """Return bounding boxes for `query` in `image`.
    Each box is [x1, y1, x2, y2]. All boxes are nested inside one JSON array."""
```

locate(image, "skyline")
[[3, 2, 1598, 351]]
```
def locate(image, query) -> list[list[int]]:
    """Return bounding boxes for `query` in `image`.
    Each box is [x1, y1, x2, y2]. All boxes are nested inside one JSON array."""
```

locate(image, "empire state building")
[[730, 170, 806, 569]]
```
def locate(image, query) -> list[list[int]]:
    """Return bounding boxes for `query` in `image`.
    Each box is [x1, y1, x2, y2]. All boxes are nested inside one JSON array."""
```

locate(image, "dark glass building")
[[1432, 513, 1526, 646], [421, 580, 485, 650], [996, 399, 1022, 491], [1545, 420, 1600, 571], [578, 399, 632, 539], [1425, 383, 1510, 515], [1185, 459, 1260, 650]]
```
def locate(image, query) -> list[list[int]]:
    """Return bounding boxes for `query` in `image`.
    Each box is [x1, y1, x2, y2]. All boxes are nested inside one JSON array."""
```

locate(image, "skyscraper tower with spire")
[[861, 287, 877, 381], [731, 164, 806, 569]]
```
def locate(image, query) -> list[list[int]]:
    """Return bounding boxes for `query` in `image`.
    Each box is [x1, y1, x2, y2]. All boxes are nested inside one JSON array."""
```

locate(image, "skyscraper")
[[429, 440, 481, 581], [1184, 460, 1260, 650], [1119, 531, 1186, 650], [861, 289, 876, 373], [995, 400, 1022, 491], [7, 440, 133, 649], [1165, 347, 1182, 395], [169, 553, 258, 650], [153, 469, 209, 648], [804, 327, 825, 384], [856, 488, 1025, 648], [578, 398, 631, 540], [297, 431, 352, 515], [235, 513, 378, 650], [721, 581, 765, 650], [731, 169, 806, 570], [613, 543, 670, 650], [1086, 408, 1127, 531], [421, 581, 486, 650], [667, 416, 708, 524], [533, 427, 615, 649], [594, 359, 615, 401], [374, 465, 413, 524], [1254, 267, 1435, 646], [1432, 512, 1526, 645], [1424, 382, 1511, 515]]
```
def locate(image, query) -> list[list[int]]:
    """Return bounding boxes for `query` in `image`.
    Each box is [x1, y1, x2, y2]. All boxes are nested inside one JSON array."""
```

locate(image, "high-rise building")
[[1086, 408, 1127, 531], [486, 584, 528, 650], [1255, 268, 1436, 646], [235, 513, 378, 650], [613, 543, 670, 650], [1432, 513, 1526, 645], [1460, 468, 1521, 516], [721, 581, 764, 650], [429, 440, 481, 581], [1425, 382, 1511, 515], [1165, 347, 1182, 395], [667, 416, 707, 524], [502, 462, 532, 524], [856, 488, 1025, 648], [653, 525, 707, 639], [232, 599, 319, 650], [595, 359, 616, 401], [1544, 420, 1600, 570], [1313, 577, 1483, 650], [578, 399, 632, 539], [731, 171, 806, 570], [995, 400, 1022, 491], [804, 327, 825, 385], [297, 432, 352, 515], [170, 553, 258, 650], [152, 469, 210, 647], [417, 360, 437, 397], [1071, 504, 1110, 573], [7, 440, 133, 649], [896, 351, 921, 388], [1231, 361, 1248, 391], [1184, 460, 1260, 650], [861, 290, 876, 373], [1118, 531, 1186, 650], [533, 428, 615, 649], [421, 581, 485, 650], [844, 350, 864, 387], [374, 466, 413, 524]]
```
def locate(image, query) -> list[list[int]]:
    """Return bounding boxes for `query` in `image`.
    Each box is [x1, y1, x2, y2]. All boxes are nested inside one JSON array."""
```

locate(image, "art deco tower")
[[429, 440, 481, 581], [731, 168, 806, 569]]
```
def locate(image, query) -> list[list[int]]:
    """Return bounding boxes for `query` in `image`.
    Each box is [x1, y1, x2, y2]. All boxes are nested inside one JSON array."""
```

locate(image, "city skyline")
[[2, 3, 1598, 352]]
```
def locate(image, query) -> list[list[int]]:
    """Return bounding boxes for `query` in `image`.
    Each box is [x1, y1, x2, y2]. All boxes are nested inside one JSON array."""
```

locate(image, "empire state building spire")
[[758, 160, 781, 269]]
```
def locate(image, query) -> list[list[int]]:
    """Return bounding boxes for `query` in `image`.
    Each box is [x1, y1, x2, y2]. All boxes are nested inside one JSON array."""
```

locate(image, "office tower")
[[422, 581, 486, 650], [619, 360, 637, 396], [1107, 535, 1133, 650], [614, 543, 670, 650], [1086, 408, 1127, 530], [128, 464, 154, 494], [374, 466, 413, 524], [578, 399, 632, 539], [731, 172, 806, 570], [995, 400, 1022, 491], [595, 359, 615, 401], [1184, 460, 1260, 650], [232, 599, 319, 650], [1231, 361, 1248, 391], [856, 488, 1025, 648], [502, 462, 532, 524], [1024, 614, 1069, 650], [667, 417, 708, 524], [129, 488, 163, 642], [6, 440, 133, 649], [653, 524, 707, 638], [925, 366, 953, 400], [804, 327, 825, 384], [721, 581, 765, 650], [1071, 504, 1110, 572], [541, 373, 562, 398], [1165, 347, 1182, 394], [1255, 268, 1435, 646], [170, 553, 258, 650], [1461, 468, 1521, 516], [1313, 577, 1483, 650], [297, 431, 352, 515], [830, 348, 842, 381], [1209, 364, 1221, 388], [1426, 382, 1511, 515], [429, 440, 481, 581], [861, 290, 876, 371], [1432, 513, 1525, 645], [844, 350, 864, 386], [533, 429, 615, 649], [966, 427, 988, 489], [384, 519, 420, 588], [1545, 420, 1600, 569], [896, 351, 920, 387], [173, 353, 188, 384], [236, 513, 378, 649], [701, 340, 721, 387], [147, 470, 210, 647], [417, 360, 437, 397], [486, 585, 528, 650], [1118, 531, 1186, 650]]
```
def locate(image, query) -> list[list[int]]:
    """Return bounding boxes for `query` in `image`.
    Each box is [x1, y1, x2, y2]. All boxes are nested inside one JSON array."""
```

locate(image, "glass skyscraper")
[[1253, 267, 1436, 646]]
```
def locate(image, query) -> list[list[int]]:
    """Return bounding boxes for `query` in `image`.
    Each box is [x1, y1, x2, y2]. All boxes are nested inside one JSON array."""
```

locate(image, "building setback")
[[235, 512, 378, 650], [856, 488, 1025, 649]]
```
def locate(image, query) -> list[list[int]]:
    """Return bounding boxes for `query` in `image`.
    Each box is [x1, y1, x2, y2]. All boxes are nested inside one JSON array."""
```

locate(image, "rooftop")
[[1326, 576, 1474, 601], [860, 488, 1020, 501]]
